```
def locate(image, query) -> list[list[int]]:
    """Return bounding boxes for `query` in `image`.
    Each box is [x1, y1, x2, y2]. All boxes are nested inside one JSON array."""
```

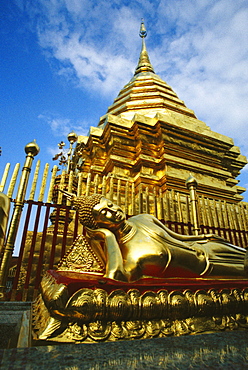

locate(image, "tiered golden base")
[[32, 270, 248, 343]]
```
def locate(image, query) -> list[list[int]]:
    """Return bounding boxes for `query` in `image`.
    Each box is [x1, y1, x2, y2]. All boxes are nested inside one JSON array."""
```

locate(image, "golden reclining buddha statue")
[[61, 193, 247, 281], [33, 193, 248, 343]]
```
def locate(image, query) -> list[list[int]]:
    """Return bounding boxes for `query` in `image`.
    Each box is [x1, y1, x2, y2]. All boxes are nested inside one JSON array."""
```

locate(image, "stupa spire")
[[134, 19, 155, 75]]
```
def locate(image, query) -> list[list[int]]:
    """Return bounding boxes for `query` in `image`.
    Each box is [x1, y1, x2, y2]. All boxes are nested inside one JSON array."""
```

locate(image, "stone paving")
[[0, 302, 32, 349], [0, 330, 248, 369]]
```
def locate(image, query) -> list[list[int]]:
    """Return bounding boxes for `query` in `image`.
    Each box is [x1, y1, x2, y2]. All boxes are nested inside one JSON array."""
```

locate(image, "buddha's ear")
[[85, 226, 98, 235]]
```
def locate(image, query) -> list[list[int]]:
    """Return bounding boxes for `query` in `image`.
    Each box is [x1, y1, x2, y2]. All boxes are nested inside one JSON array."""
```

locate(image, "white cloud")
[[151, 1, 248, 158], [38, 113, 88, 137], [28, 0, 140, 94], [47, 145, 61, 159], [17, 0, 248, 159]]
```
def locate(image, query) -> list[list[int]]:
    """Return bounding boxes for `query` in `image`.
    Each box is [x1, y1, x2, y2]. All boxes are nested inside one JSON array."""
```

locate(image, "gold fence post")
[[0, 194, 10, 258], [186, 174, 200, 235], [0, 141, 39, 299], [0, 163, 11, 193]]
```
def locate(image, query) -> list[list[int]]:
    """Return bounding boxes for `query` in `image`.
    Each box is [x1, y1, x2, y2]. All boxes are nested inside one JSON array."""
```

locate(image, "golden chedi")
[[32, 21, 248, 344]]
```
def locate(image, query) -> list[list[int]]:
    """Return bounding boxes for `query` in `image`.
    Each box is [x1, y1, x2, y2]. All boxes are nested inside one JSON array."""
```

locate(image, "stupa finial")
[[139, 19, 147, 38], [135, 19, 155, 75]]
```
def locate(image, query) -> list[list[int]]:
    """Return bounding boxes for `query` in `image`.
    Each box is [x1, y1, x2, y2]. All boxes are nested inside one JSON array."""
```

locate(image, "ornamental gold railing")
[[0, 155, 248, 301]]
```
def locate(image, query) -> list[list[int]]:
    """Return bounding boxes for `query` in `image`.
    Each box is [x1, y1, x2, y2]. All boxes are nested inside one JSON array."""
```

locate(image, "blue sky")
[[1, 0, 248, 201]]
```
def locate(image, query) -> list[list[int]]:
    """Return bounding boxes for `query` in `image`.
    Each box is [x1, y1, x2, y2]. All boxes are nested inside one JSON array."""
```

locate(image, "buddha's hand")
[[86, 227, 116, 241], [86, 229, 127, 282], [201, 233, 228, 242]]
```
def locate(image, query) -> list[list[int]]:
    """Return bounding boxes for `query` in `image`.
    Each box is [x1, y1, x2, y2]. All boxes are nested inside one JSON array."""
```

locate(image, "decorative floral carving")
[[33, 277, 248, 343], [58, 235, 104, 273]]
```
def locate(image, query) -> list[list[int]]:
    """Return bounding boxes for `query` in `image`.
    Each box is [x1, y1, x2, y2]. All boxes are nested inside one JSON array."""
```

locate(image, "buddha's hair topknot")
[[71, 194, 103, 229]]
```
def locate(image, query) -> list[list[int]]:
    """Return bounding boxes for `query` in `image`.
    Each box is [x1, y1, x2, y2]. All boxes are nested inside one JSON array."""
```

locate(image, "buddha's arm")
[[86, 228, 127, 282], [152, 217, 227, 242]]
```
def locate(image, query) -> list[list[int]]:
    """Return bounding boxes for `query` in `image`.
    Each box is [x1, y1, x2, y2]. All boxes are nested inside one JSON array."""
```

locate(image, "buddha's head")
[[92, 197, 126, 229], [70, 194, 126, 230]]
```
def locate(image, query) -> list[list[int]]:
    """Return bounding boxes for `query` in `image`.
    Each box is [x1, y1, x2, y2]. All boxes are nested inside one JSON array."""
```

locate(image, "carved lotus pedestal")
[[33, 270, 248, 344]]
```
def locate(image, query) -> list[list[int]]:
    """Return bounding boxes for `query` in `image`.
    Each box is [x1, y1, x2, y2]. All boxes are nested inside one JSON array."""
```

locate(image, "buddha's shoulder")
[[129, 214, 156, 224]]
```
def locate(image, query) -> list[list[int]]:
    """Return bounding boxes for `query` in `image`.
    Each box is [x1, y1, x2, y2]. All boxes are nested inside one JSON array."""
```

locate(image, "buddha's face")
[[92, 198, 126, 228]]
